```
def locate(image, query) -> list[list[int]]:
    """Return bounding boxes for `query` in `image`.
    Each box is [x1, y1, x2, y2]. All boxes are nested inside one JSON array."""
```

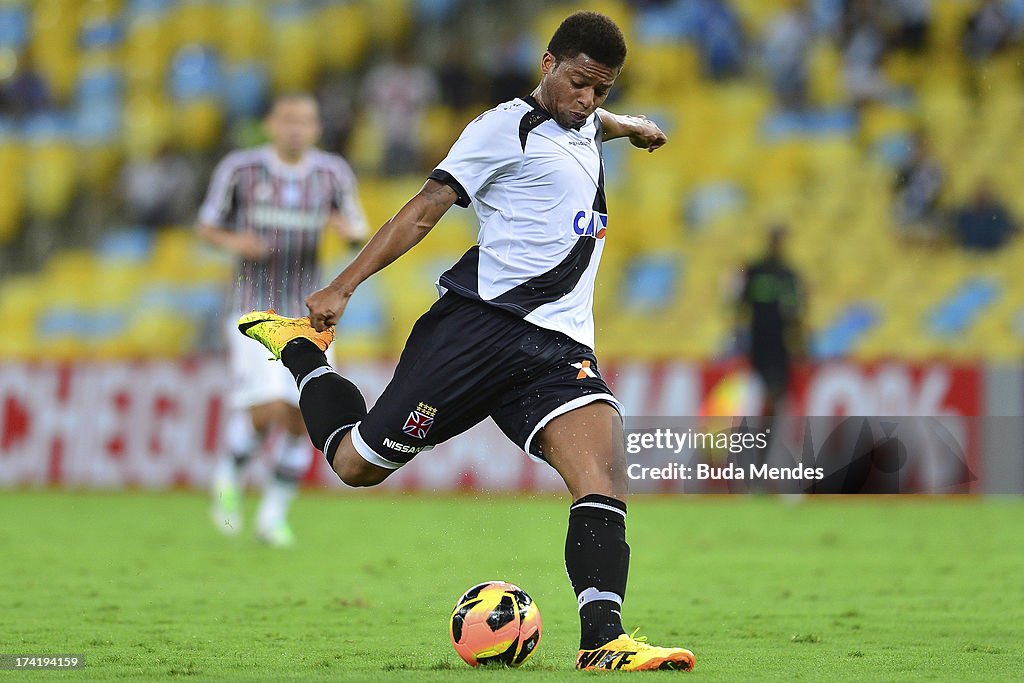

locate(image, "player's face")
[[265, 98, 321, 159], [538, 52, 619, 129]]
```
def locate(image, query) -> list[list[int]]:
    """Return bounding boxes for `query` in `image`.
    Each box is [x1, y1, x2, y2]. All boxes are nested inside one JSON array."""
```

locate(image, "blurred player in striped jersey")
[[197, 93, 367, 546]]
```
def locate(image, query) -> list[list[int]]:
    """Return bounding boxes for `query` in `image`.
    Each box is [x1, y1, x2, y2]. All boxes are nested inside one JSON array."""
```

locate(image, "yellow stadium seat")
[[174, 99, 223, 151], [151, 228, 201, 275], [317, 3, 371, 71], [122, 93, 175, 158], [629, 43, 702, 97], [124, 312, 199, 358], [217, 3, 266, 60], [932, 0, 978, 52], [30, 0, 80, 100], [270, 17, 319, 91], [25, 142, 77, 221], [124, 18, 174, 90], [170, 1, 221, 50], [731, 0, 788, 35], [93, 262, 147, 308], [420, 105, 460, 170], [808, 40, 844, 106], [78, 145, 122, 192], [0, 141, 26, 243], [882, 51, 926, 88], [366, 0, 413, 47], [858, 103, 913, 145]]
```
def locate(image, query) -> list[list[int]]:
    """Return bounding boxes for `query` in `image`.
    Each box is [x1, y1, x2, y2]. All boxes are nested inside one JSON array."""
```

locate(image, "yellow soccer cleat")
[[237, 310, 335, 360], [576, 630, 695, 672]]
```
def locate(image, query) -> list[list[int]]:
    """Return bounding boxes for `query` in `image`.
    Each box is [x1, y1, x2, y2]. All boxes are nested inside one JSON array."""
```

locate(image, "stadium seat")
[[30, 0, 80, 100], [927, 278, 1001, 338], [807, 40, 844, 106], [317, 2, 371, 71], [622, 254, 679, 312], [0, 274, 40, 359], [223, 62, 269, 119], [124, 14, 174, 91], [628, 43, 702, 98], [931, 0, 978, 53], [0, 139, 26, 243], [175, 99, 223, 151], [0, 3, 29, 50], [170, 0, 221, 49], [269, 6, 318, 91], [812, 304, 880, 360], [122, 93, 175, 158], [221, 1, 266, 62], [169, 44, 222, 101], [24, 132, 77, 221]]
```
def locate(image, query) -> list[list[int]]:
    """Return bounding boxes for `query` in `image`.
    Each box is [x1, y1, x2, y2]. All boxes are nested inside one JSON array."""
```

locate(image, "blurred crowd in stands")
[[1, 0, 1023, 361], [1, 1, 1022, 246]]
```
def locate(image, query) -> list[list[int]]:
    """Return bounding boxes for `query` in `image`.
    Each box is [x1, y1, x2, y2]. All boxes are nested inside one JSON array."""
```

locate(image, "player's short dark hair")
[[547, 11, 627, 69]]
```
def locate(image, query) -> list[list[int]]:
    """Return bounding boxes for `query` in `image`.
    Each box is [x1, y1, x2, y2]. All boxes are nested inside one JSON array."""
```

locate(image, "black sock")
[[281, 339, 367, 465], [565, 494, 629, 649], [231, 451, 251, 469]]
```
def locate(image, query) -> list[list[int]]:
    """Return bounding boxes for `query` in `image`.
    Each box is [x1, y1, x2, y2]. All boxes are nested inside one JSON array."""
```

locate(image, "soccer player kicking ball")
[[239, 12, 695, 671]]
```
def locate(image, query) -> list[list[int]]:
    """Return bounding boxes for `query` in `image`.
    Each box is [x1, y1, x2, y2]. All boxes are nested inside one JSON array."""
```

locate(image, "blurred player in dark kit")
[[737, 225, 806, 417]]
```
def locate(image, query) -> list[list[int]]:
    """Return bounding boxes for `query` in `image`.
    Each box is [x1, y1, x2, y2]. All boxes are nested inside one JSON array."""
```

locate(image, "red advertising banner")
[[0, 358, 984, 491]]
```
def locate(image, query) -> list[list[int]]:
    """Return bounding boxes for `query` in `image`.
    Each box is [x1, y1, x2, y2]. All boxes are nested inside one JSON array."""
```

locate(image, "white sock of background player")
[[256, 432, 313, 533]]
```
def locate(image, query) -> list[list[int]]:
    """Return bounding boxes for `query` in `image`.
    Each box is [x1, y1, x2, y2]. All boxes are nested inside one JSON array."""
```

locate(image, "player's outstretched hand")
[[305, 285, 350, 332], [626, 115, 667, 153]]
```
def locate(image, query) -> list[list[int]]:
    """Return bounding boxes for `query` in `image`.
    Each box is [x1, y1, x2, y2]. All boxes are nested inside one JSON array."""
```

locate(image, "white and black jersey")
[[429, 96, 609, 350], [339, 98, 626, 468], [198, 145, 367, 317]]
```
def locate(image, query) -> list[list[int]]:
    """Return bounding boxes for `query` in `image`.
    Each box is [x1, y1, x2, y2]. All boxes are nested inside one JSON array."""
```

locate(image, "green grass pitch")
[[1, 492, 1022, 681]]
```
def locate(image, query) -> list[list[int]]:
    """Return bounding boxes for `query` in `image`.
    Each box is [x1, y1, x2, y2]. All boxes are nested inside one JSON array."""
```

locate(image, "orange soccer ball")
[[449, 581, 542, 667]]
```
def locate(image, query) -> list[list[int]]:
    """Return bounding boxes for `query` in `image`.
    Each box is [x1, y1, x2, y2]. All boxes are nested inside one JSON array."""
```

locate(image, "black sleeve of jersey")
[[428, 168, 471, 208]]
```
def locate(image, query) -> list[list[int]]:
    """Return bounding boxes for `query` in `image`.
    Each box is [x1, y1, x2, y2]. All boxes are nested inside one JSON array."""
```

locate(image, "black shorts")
[[350, 294, 622, 469]]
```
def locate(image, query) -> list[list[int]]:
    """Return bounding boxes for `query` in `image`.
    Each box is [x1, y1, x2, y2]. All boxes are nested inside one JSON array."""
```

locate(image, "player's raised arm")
[[305, 179, 458, 331], [596, 109, 667, 152], [195, 152, 270, 261]]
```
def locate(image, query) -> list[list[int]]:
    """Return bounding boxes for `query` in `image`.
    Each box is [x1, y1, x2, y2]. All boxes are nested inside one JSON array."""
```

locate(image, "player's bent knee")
[[331, 442, 393, 488], [335, 462, 392, 488]]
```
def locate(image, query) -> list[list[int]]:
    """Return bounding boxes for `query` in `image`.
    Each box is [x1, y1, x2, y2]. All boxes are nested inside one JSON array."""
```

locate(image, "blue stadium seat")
[[126, 0, 172, 19], [21, 112, 72, 141], [169, 45, 222, 101], [0, 4, 28, 49], [76, 67, 123, 104], [74, 100, 121, 143], [96, 228, 154, 262], [812, 304, 880, 359], [927, 278, 1001, 337], [79, 17, 123, 50], [685, 182, 745, 230], [623, 255, 679, 311], [223, 62, 269, 118]]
